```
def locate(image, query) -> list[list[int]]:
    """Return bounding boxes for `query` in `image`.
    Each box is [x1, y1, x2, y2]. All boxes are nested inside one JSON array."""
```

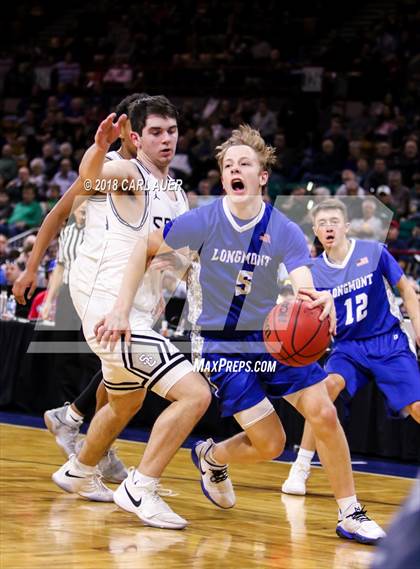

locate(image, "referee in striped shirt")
[[42, 204, 85, 328], [42, 204, 99, 401]]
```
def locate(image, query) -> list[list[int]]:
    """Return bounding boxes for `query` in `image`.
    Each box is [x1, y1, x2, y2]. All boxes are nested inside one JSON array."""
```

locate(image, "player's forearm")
[[114, 236, 150, 315], [401, 286, 420, 336], [289, 266, 315, 295], [79, 143, 108, 184], [45, 264, 64, 302], [26, 181, 84, 272]]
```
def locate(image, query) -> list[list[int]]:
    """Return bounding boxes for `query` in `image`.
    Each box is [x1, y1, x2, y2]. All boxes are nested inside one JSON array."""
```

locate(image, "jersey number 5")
[[235, 270, 253, 296], [344, 293, 368, 325]]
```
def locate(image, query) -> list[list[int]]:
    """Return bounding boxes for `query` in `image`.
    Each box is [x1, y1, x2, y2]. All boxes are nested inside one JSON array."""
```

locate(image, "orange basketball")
[[263, 299, 331, 367]]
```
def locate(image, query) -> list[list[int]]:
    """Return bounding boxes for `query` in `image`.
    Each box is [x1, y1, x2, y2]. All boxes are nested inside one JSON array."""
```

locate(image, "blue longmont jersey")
[[311, 239, 404, 341], [163, 197, 312, 333]]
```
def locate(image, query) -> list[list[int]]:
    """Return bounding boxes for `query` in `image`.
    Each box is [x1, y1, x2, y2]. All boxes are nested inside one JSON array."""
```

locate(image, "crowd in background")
[[0, 0, 419, 313]]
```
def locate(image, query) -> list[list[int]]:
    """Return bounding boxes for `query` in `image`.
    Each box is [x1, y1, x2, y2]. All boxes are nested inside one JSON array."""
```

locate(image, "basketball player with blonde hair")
[[96, 125, 385, 543]]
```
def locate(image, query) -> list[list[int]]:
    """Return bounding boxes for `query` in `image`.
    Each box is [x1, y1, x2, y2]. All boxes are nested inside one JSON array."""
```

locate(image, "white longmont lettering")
[[210, 248, 271, 267], [332, 273, 374, 298]]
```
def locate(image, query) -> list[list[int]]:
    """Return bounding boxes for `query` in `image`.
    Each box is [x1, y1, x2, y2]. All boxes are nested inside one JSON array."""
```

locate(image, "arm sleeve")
[[281, 221, 313, 273], [379, 245, 403, 286], [163, 208, 207, 251]]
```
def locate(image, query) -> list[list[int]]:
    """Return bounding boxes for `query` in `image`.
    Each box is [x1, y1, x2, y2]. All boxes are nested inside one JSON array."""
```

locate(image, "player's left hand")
[[148, 252, 189, 273], [298, 289, 337, 335], [94, 309, 131, 351], [13, 269, 38, 305], [94, 113, 127, 151]]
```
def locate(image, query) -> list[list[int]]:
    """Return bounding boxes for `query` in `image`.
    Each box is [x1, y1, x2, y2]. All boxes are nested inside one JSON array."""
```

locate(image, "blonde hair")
[[215, 124, 277, 171]]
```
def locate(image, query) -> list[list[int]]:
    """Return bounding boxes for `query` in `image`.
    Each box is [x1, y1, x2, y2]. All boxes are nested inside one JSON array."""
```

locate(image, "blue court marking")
[[0, 411, 418, 479]]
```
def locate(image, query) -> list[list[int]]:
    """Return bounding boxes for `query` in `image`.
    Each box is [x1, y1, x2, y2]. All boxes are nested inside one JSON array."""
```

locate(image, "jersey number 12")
[[344, 293, 368, 325]]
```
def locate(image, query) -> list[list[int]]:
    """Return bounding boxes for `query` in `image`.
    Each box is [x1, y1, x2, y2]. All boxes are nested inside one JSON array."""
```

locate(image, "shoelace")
[[209, 466, 228, 484], [346, 506, 370, 523]]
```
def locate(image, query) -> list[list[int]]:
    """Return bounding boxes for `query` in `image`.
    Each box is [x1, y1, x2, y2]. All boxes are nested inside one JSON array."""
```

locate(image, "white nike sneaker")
[[336, 503, 386, 545], [191, 439, 235, 509], [281, 461, 310, 495], [52, 455, 114, 502], [44, 403, 81, 457], [113, 467, 187, 530], [75, 440, 128, 484]]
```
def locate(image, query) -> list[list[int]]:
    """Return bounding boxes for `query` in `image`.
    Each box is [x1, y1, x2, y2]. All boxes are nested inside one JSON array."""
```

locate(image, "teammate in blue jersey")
[[282, 198, 420, 497], [97, 127, 385, 543]]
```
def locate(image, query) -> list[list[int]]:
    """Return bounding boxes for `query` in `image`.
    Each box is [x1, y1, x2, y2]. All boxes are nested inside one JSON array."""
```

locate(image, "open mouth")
[[325, 234, 335, 244], [231, 179, 245, 192]]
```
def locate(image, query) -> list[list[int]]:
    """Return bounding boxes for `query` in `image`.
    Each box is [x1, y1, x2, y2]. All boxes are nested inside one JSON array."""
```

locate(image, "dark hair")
[[115, 93, 149, 119], [129, 95, 179, 134]]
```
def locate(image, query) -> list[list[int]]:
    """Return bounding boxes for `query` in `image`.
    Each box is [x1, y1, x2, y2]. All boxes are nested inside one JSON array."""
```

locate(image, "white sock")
[[207, 444, 225, 466], [65, 405, 83, 426], [74, 457, 96, 475], [296, 448, 315, 468], [337, 495, 358, 513], [135, 470, 160, 486]]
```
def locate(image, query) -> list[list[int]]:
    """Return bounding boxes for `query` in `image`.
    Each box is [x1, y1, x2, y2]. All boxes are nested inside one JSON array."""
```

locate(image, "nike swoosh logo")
[[125, 483, 142, 507], [65, 470, 84, 479]]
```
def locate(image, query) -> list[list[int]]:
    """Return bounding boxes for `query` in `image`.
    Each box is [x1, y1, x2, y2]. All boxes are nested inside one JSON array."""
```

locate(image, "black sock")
[[73, 370, 103, 417]]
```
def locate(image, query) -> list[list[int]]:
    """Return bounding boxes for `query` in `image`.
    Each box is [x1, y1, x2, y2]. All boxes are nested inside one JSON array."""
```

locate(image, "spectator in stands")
[[251, 100, 277, 143], [388, 170, 410, 218], [278, 186, 307, 223], [376, 185, 397, 218], [29, 158, 47, 197], [397, 139, 420, 188], [386, 221, 409, 262], [355, 157, 370, 187], [0, 233, 9, 265], [364, 157, 388, 191], [41, 143, 59, 178], [0, 144, 18, 183], [349, 198, 385, 241], [344, 140, 362, 171], [51, 158, 78, 196], [196, 179, 217, 207], [305, 139, 341, 185], [54, 52, 81, 86], [0, 192, 13, 235], [336, 169, 365, 196], [6, 166, 31, 202], [324, 117, 348, 165], [45, 183, 61, 213], [7, 184, 43, 236], [4, 261, 22, 286]]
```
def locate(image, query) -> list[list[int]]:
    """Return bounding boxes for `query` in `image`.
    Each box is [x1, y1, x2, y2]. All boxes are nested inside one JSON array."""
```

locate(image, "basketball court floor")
[[1, 415, 417, 569]]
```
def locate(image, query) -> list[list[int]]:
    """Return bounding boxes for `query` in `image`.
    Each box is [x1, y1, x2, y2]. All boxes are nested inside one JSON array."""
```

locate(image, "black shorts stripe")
[[147, 354, 188, 389], [103, 382, 144, 392]]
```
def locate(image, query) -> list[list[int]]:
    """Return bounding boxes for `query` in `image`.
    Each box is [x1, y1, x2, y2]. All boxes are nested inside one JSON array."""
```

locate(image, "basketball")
[[263, 299, 331, 367]]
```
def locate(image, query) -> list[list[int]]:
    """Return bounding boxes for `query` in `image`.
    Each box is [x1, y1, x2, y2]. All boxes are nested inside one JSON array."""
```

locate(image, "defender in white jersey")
[[14, 95, 144, 474], [53, 96, 211, 530]]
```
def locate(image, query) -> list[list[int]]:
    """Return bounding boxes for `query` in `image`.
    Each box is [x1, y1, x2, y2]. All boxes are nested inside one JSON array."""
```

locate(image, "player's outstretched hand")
[[298, 288, 337, 335], [13, 269, 37, 305], [94, 309, 131, 352], [94, 113, 128, 152]]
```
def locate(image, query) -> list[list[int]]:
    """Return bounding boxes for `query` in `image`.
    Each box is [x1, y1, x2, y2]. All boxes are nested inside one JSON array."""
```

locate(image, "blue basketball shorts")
[[325, 326, 420, 414], [201, 332, 327, 418]]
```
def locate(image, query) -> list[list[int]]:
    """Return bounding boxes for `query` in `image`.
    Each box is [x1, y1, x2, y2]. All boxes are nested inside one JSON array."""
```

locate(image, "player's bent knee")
[[325, 374, 345, 400], [309, 403, 338, 433], [108, 389, 145, 416], [257, 436, 285, 461]]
